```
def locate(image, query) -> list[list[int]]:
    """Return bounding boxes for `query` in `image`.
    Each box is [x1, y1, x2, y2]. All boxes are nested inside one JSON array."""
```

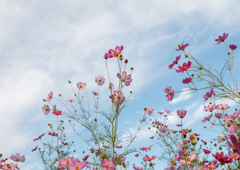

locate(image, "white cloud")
[[170, 88, 193, 104]]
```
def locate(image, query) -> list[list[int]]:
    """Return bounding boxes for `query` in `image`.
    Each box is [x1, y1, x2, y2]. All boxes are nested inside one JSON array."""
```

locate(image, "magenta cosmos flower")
[[177, 110, 187, 118], [77, 82, 86, 90], [165, 109, 172, 114], [10, 153, 26, 162], [95, 75, 105, 86], [176, 61, 191, 73], [109, 90, 125, 105], [227, 135, 240, 153], [168, 55, 181, 69], [101, 159, 115, 170], [164, 86, 175, 101], [53, 110, 62, 116], [31, 146, 38, 152], [105, 46, 124, 58], [33, 133, 45, 141], [212, 152, 232, 164], [182, 77, 192, 84], [229, 44, 237, 50], [145, 107, 154, 115], [46, 91, 53, 102], [42, 105, 50, 115], [215, 33, 228, 45], [203, 149, 211, 154], [203, 89, 215, 101], [117, 71, 132, 86], [175, 42, 189, 51]]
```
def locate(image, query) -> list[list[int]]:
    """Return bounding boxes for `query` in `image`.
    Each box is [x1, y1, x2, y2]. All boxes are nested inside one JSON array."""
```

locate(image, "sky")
[[0, 0, 240, 169]]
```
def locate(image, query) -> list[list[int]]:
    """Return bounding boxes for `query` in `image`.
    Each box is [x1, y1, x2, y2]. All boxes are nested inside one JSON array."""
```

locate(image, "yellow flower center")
[[147, 158, 151, 161], [114, 51, 118, 55], [99, 80, 101, 82], [221, 107, 225, 110], [106, 164, 109, 168], [186, 157, 191, 162], [75, 167, 80, 170], [183, 66, 187, 70], [49, 96, 52, 98], [231, 115, 235, 119], [66, 160, 70, 164], [16, 158, 19, 162], [232, 155, 237, 159], [79, 85, 82, 88], [209, 165, 213, 170], [46, 108, 49, 111]]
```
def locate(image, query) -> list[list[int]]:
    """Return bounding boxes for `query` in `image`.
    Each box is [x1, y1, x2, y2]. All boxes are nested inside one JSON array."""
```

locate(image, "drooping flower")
[[48, 132, 58, 137], [164, 86, 175, 101], [141, 117, 147, 122], [116, 71, 132, 86], [108, 83, 114, 92], [10, 153, 26, 163], [217, 133, 226, 143], [77, 82, 86, 91], [67, 98, 74, 103], [215, 33, 228, 45], [92, 91, 99, 96], [42, 105, 50, 115], [229, 44, 237, 50], [176, 61, 191, 73], [95, 75, 105, 86], [175, 43, 189, 51], [177, 110, 187, 118], [182, 77, 192, 84], [46, 91, 53, 102]]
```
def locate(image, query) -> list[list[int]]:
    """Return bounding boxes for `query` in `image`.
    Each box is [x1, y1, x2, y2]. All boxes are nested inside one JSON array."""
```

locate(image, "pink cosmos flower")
[[210, 119, 216, 128], [142, 155, 156, 162], [202, 114, 213, 122], [224, 112, 240, 123], [176, 124, 183, 127], [109, 90, 125, 105], [92, 91, 99, 97], [146, 107, 154, 115], [215, 113, 222, 118], [150, 136, 154, 139], [101, 159, 115, 170], [182, 77, 192, 84], [139, 147, 148, 152], [168, 63, 174, 69], [48, 132, 58, 137], [217, 133, 226, 143], [108, 46, 124, 57], [62, 142, 68, 145], [165, 130, 173, 135], [133, 165, 143, 170], [169, 55, 181, 69], [164, 86, 175, 101], [176, 142, 183, 147], [212, 152, 232, 164], [217, 104, 230, 110], [203, 149, 211, 154], [203, 104, 217, 112], [95, 75, 105, 86], [215, 33, 228, 44], [165, 109, 172, 114], [68, 162, 86, 170], [147, 145, 153, 150], [42, 105, 50, 115], [53, 110, 62, 116], [46, 91, 53, 102], [109, 83, 114, 92], [177, 110, 187, 118], [228, 151, 240, 160], [175, 43, 189, 51], [176, 61, 191, 73], [31, 146, 38, 152], [135, 154, 139, 157], [202, 160, 219, 170], [116, 71, 132, 86], [115, 154, 126, 163], [67, 98, 74, 103], [158, 111, 164, 115], [229, 44, 237, 50], [10, 153, 26, 162], [83, 155, 90, 161], [1, 163, 18, 170], [33, 133, 45, 141], [203, 89, 215, 101], [229, 125, 238, 134], [141, 117, 147, 122], [77, 82, 86, 90], [58, 157, 73, 168], [52, 105, 57, 113], [227, 135, 240, 153]]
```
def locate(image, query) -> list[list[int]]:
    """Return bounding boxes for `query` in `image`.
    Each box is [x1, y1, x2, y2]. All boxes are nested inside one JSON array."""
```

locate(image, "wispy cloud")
[[170, 88, 193, 104]]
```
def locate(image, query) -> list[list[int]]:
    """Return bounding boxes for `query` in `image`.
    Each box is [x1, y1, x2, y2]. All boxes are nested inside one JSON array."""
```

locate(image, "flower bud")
[[130, 91, 132, 93], [68, 80, 71, 83], [191, 74, 194, 77], [94, 118, 97, 121], [130, 67, 134, 70], [184, 54, 188, 58], [43, 99, 46, 102], [125, 59, 128, 63], [59, 93, 61, 97]]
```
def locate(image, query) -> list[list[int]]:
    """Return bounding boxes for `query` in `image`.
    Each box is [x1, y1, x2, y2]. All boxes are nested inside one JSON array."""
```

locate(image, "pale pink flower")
[[42, 105, 50, 115], [58, 157, 73, 168], [68, 162, 86, 170], [224, 112, 240, 123], [217, 104, 230, 110], [229, 125, 238, 134], [164, 86, 175, 101], [95, 75, 105, 86], [109, 90, 125, 105], [228, 151, 240, 160], [117, 71, 132, 86], [46, 91, 53, 102], [101, 159, 115, 170], [115, 154, 126, 163], [108, 46, 124, 57], [217, 133, 226, 143], [158, 111, 164, 115], [202, 114, 213, 122], [177, 110, 187, 118], [210, 119, 216, 128], [215, 113, 222, 118], [176, 142, 183, 147], [165, 109, 172, 114], [1, 163, 18, 170], [92, 91, 99, 96], [145, 107, 154, 115], [77, 82, 86, 90], [142, 155, 156, 162], [10, 153, 26, 162], [203, 104, 217, 112], [139, 147, 148, 152], [67, 98, 74, 103], [215, 33, 228, 44], [109, 83, 114, 92]]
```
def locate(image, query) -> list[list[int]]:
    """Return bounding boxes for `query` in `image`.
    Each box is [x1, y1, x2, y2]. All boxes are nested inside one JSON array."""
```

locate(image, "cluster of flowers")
[[0, 153, 25, 170]]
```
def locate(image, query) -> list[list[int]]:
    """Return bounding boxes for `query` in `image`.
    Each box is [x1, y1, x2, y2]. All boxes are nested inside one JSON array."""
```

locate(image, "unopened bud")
[[125, 59, 128, 63], [59, 93, 61, 97], [94, 118, 97, 121], [130, 91, 132, 93], [68, 80, 71, 83], [130, 67, 134, 70], [43, 99, 46, 102], [184, 54, 188, 58]]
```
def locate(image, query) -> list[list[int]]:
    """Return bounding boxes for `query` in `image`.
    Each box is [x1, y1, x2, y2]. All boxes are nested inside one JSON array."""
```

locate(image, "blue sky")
[[1, 0, 240, 169]]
